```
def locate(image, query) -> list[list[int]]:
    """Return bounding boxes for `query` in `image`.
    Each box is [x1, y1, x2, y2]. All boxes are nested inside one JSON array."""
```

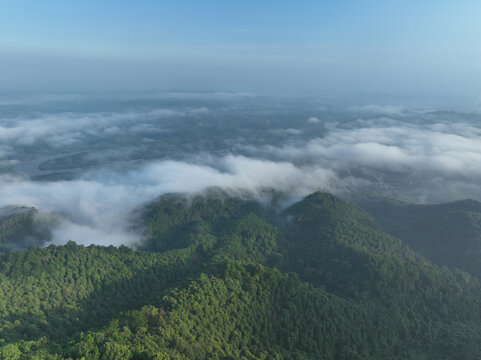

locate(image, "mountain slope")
[[0, 206, 52, 250], [355, 196, 481, 277], [1, 191, 481, 359]]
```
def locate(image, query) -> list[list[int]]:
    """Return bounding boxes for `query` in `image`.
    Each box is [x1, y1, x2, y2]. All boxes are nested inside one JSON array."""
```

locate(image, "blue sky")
[[1, 0, 480, 99]]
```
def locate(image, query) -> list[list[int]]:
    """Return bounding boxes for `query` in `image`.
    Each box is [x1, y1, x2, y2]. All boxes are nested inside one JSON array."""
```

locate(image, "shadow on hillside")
[[0, 258, 203, 344]]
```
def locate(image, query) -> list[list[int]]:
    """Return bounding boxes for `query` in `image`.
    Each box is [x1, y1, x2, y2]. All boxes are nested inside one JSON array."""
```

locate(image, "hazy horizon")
[[1, 1, 481, 104]]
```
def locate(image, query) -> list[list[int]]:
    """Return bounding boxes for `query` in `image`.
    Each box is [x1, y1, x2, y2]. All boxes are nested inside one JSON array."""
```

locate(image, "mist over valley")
[[1, 92, 481, 248]]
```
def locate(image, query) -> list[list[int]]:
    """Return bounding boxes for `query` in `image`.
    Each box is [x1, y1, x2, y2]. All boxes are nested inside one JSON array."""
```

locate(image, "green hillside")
[[0, 207, 52, 251], [1, 191, 481, 359], [355, 196, 481, 278]]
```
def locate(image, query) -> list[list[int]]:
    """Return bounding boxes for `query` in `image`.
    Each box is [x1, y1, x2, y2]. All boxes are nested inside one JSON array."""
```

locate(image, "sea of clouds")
[[1, 93, 481, 247]]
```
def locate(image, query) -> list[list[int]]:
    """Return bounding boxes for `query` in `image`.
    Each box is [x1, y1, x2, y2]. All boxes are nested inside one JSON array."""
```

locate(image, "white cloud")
[[349, 104, 406, 116], [284, 128, 303, 135], [189, 107, 211, 115], [307, 116, 320, 123], [0, 108, 181, 147], [0, 155, 351, 247], [256, 119, 481, 190]]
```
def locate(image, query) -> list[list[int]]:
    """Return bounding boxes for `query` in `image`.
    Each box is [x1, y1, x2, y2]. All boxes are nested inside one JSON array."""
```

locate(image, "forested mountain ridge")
[[1, 191, 481, 359], [354, 195, 481, 278]]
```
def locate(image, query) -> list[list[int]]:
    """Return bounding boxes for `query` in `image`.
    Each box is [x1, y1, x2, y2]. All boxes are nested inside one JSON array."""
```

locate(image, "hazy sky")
[[1, 0, 481, 98]]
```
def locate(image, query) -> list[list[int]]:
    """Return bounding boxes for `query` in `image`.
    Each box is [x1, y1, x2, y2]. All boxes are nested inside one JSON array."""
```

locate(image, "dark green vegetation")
[[0, 207, 52, 251], [2, 190, 481, 359], [355, 195, 481, 278]]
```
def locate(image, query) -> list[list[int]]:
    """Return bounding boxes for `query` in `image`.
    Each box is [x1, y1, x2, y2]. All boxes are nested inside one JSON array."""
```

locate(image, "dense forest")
[[353, 195, 481, 278], [1, 190, 481, 359]]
